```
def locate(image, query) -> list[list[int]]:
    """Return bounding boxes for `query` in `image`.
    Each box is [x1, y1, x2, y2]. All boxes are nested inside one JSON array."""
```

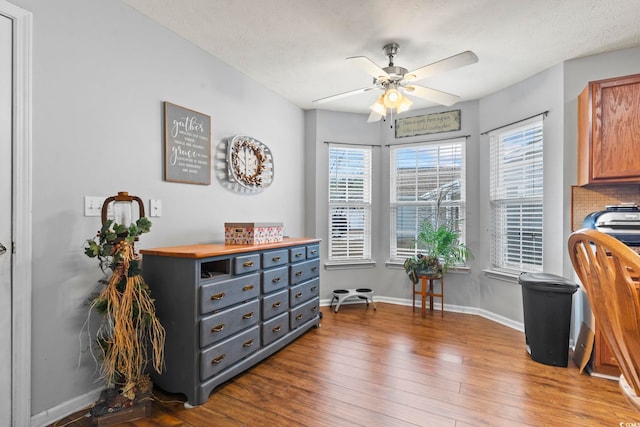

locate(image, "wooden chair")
[[568, 228, 640, 411]]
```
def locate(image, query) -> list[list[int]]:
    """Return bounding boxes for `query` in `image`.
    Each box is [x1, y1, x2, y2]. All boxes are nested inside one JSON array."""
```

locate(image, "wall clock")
[[226, 135, 273, 192]]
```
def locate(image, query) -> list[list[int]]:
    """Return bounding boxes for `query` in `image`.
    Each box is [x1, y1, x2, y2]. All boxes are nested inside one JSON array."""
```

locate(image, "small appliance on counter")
[[582, 203, 640, 247]]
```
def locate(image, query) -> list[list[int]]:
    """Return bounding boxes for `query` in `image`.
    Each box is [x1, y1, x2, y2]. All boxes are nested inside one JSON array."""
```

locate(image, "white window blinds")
[[328, 144, 372, 261], [489, 117, 544, 272], [390, 140, 466, 260]]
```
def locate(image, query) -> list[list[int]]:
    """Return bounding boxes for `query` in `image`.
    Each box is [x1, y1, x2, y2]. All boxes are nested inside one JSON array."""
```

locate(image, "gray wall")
[[14, 0, 306, 418], [477, 64, 566, 323]]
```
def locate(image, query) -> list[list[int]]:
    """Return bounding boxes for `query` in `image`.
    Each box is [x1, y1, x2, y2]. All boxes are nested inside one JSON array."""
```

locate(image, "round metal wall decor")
[[225, 135, 273, 193]]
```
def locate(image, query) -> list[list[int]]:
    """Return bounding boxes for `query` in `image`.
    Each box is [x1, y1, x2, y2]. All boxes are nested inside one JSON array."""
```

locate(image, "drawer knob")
[[272, 256, 281, 261], [295, 271, 303, 276], [243, 260, 255, 267], [211, 324, 225, 333], [272, 325, 281, 333], [242, 284, 255, 292], [295, 314, 303, 320], [311, 286, 317, 292], [211, 354, 226, 365], [272, 301, 281, 308], [311, 267, 318, 272], [243, 339, 255, 348], [295, 292, 303, 299], [272, 277, 281, 283], [310, 250, 317, 255], [242, 312, 254, 320], [211, 292, 225, 301], [295, 253, 303, 257], [311, 305, 318, 312]]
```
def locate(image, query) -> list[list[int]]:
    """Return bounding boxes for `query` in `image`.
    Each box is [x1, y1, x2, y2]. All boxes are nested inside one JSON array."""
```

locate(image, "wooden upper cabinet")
[[578, 73, 640, 185]]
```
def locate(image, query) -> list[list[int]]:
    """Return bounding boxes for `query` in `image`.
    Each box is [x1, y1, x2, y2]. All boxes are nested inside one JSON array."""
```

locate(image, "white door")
[[0, 12, 12, 426]]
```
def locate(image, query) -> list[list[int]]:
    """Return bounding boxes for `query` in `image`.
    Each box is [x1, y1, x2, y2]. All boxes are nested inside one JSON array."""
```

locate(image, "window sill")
[[324, 260, 376, 270], [483, 269, 522, 283], [386, 260, 471, 274]]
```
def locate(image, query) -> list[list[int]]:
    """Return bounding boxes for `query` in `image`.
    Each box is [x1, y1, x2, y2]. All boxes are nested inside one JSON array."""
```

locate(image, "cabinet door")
[[582, 74, 640, 184], [594, 327, 620, 377]]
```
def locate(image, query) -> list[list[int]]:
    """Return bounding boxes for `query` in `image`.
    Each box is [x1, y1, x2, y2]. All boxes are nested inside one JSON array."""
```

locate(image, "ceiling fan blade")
[[312, 86, 377, 104], [404, 50, 478, 82], [405, 85, 460, 106], [346, 56, 390, 80]]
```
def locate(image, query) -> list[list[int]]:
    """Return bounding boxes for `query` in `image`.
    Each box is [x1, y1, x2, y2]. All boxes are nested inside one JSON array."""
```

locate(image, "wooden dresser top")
[[140, 237, 321, 259]]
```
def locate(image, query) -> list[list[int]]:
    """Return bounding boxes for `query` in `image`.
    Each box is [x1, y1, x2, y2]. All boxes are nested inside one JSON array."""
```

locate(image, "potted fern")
[[403, 184, 472, 284]]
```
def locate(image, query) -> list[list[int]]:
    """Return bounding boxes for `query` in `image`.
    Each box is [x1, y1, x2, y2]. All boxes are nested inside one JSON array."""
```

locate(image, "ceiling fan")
[[312, 43, 478, 122]]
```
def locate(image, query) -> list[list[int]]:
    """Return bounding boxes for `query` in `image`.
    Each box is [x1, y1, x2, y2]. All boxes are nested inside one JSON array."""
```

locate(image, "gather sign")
[[164, 102, 211, 185]]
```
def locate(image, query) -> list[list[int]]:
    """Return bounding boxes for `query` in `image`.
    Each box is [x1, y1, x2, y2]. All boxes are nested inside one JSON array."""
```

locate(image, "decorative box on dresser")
[[139, 238, 321, 406]]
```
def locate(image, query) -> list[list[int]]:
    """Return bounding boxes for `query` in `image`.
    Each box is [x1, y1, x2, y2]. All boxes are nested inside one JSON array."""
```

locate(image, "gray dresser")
[[140, 238, 321, 406]]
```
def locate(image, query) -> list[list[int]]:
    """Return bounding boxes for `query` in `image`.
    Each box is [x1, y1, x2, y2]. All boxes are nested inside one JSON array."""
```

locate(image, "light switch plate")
[[84, 196, 107, 217]]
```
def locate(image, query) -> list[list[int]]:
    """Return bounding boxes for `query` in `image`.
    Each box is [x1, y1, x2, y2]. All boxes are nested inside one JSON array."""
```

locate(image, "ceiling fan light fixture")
[[383, 87, 403, 109], [370, 94, 386, 116], [397, 96, 413, 114], [367, 110, 384, 123]]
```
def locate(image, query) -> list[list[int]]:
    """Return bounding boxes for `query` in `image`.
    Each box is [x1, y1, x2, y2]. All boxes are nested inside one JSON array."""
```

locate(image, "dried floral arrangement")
[[84, 217, 165, 412]]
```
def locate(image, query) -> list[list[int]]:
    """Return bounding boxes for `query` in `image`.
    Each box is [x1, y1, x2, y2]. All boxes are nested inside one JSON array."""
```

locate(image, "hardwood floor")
[[51, 303, 640, 426]]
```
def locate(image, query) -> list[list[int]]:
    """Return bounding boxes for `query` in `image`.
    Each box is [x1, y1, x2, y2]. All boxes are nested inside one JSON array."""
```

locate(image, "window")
[[328, 144, 372, 261], [489, 118, 543, 273], [390, 140, 466, 261]]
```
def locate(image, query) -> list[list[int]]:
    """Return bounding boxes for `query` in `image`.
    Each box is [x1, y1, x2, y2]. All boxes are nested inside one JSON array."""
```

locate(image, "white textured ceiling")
[[121, 0, 640, 113]]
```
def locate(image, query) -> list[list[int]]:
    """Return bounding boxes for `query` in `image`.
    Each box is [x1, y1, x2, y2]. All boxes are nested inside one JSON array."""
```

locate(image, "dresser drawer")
[[289, 278, 319, 307], [262, 249, 289, 269], [261, 266, 288, 293], [290, 297, 320, 330], [200, 273, 260, 314], [290, 259, 320, 285], [306, 244, 320, 259], [200, 299, 260, 347], [262, 289, 289, 320], [290, 246, 306, 263], [233, 253, 261, 275], [200, 325, 260, 381], [262, 313, 289, 346]]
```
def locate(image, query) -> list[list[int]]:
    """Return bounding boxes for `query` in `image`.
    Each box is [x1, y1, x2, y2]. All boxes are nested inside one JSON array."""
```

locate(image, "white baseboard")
[[321, 296, 525, 332], [31, 386, 102, 427]]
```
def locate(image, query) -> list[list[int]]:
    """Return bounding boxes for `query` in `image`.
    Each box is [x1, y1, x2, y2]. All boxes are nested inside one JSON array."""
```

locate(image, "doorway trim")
[[1, 1, 32, 425]]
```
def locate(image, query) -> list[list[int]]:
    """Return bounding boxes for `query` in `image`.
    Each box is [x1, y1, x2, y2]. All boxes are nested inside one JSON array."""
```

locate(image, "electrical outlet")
[[150, 199, 162, 217]]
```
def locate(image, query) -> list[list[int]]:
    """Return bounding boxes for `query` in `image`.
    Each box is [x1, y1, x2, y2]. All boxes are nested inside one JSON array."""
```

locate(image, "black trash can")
[[519, 272, 579, 367]]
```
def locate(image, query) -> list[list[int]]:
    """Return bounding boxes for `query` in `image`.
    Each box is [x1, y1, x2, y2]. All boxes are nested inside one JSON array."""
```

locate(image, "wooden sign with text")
[[164, 102, 211, 185], [395, 110, 461, 138]]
